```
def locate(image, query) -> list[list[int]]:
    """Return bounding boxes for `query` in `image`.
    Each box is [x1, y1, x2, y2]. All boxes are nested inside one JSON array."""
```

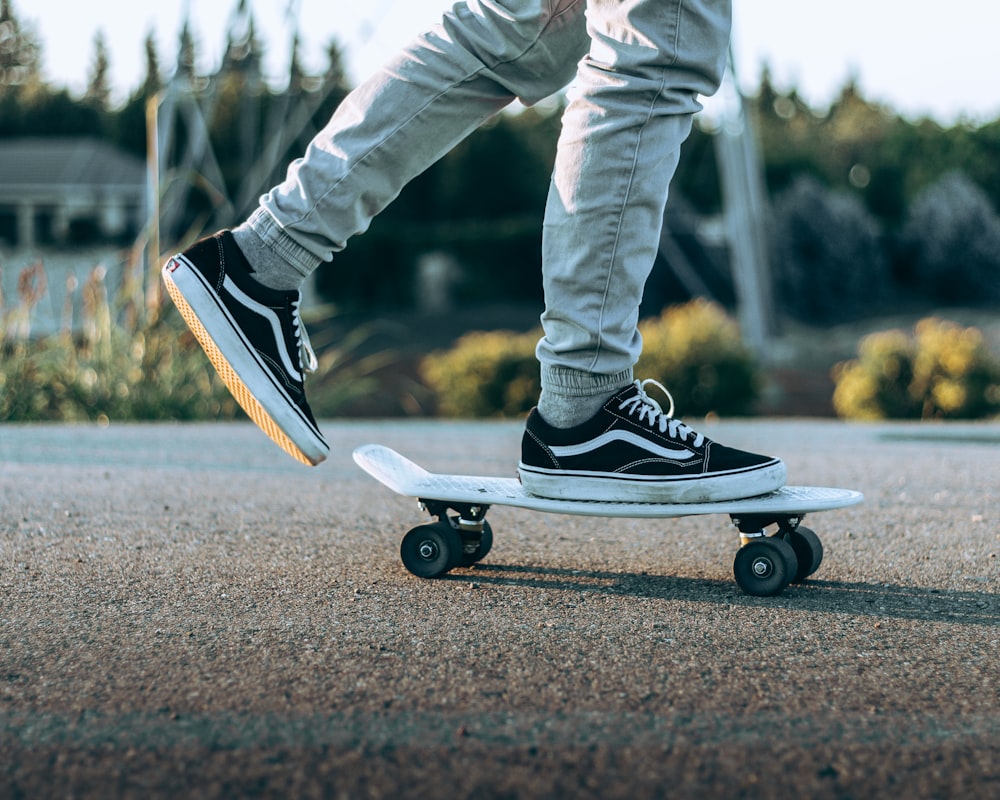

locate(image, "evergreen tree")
[[771, 175, 888, 322], [0, 0, 103, 141], [112, 31, 161, 156], [324, 38, 347, 90], [141, 30, 161, 97], [287, 31, 305, 96], [899, 171, 1000, 303], [175, 17, 197, 85], [0, 0, 41, 89], [84, 30, 111, 110]]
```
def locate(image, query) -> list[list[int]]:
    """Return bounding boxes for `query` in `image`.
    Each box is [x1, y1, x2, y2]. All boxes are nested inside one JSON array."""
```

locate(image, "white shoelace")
[[291, 297, 318, 374], [619, 379, 705, 446]]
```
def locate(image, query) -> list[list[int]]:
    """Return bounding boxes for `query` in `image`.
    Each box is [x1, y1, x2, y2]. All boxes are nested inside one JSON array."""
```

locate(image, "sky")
[[16, 0, 1000, 125]]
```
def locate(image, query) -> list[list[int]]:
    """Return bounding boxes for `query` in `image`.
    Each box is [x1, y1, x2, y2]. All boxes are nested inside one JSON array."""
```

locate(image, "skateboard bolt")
[[752, 557, 773, 578], [418, 541, 439, 560]]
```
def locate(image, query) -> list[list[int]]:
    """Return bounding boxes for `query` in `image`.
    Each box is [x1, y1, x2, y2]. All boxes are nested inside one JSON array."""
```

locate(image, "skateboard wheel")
[[460, 520, 494, 567], [733, 537, 798, 597], [781, 525, 823, 582], [400, 522, 464, 578]]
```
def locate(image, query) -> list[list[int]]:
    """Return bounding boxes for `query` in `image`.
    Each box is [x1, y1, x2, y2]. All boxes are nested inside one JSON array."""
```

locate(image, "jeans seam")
[[591, 75, 666, 373], [670, 0, 685, 67], [295, 5, 578, 230], [292, 76, 477, 230], [550, 0, 585, 22], [479, 0, 586, 74]]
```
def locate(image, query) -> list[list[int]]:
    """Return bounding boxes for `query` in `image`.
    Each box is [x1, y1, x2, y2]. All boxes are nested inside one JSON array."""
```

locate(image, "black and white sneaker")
[[519, 379, 785, 503], [162, 231, 329, 466]]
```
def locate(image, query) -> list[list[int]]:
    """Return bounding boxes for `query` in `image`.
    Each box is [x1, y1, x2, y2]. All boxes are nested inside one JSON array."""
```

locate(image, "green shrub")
[[0, 257, 382, 423], [832, 317, 1000, 420], [420, 300, 761, 418], [636, 300, 761, 416], [421, 329, 541, 417], [0, 257, 238, 423], [0, 321, 241, 423]]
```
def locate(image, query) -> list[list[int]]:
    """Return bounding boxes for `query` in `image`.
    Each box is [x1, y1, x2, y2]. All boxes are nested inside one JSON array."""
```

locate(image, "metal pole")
[[145, 91, 162, 320], [714, 45, 775, 356]]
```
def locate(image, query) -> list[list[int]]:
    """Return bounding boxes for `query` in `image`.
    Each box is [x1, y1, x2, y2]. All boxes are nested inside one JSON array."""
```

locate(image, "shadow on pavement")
[[457, 564, 999, 626]]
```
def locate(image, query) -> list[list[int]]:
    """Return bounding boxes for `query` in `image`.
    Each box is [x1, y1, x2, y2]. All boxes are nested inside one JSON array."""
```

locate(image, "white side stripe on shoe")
[[549, 430, 698, 461], [222, 275, 302, 382]]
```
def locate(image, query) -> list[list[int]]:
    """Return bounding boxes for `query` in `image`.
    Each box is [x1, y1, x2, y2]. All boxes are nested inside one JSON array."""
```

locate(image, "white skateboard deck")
[[353, 444, 863, 596], [352, 444, 863, 519]]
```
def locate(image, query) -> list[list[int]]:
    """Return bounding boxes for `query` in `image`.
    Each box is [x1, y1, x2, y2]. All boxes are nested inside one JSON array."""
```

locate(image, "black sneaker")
[[161, 231, 329, 466], [518, 379, 785, 503]]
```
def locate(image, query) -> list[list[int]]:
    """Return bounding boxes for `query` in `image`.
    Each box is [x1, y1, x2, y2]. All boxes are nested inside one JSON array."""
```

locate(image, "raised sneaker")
[[161, 231, 329, 466], [519, 379, 785, 503]]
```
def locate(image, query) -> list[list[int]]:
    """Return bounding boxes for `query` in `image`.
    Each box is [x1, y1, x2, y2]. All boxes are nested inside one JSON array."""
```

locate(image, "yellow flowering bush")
[[421, 329, 541, 417], [832, 318, 1000, 420], [421, 300, 762, 418], [636, 300, 760, 416]]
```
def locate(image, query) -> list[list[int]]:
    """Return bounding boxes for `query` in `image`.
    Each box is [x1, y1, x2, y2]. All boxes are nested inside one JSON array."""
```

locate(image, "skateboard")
[[353, 444, 863, 597]]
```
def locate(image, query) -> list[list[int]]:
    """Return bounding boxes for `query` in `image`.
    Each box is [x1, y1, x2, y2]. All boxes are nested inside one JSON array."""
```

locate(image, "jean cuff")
[[540, 364, 634, 397], [245, 207, 325, 277]]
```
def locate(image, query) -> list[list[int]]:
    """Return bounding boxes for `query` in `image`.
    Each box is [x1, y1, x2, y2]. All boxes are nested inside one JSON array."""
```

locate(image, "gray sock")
[[537, 388, 616, 429], [232, 222, 308, 291]]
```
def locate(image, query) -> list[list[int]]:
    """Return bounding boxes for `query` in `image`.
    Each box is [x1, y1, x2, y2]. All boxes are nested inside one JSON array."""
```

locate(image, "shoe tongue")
[[603, 383, 644, 415], [612, 382, 643, 403]]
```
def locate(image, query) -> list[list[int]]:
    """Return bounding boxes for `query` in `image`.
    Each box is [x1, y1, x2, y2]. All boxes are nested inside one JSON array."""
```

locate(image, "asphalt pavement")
[[1, 418, 998, 798]]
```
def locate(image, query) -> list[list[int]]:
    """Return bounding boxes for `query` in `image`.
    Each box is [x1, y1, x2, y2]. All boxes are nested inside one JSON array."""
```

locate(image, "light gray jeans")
[[246, 0, 732, 397]]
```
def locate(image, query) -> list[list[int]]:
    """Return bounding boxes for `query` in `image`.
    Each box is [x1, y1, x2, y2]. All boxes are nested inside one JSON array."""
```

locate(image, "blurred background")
[[1, 0, 998, 424]]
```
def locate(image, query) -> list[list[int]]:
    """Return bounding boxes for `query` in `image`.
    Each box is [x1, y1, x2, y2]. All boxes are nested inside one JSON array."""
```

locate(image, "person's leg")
[[236, 0, 590, 288], [536, 0, 732, 425], [163, 0, 590, 464], [519, 0, 787, 502]]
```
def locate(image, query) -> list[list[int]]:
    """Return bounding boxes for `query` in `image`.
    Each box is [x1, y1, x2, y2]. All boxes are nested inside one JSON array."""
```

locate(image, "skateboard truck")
[[730, 513, 823, 593], [731, 514, 803, 546], [416, 499, 494, 568], [405, 501, 825, 595], [420, 499, 489, 530]]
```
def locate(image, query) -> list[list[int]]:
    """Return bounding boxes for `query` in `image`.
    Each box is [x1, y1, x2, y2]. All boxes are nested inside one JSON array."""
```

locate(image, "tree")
[[141, 30, 161, 97], [0, 0, 41, 89], [84, 30, 111, 110], [899, 171, 1000, 303], [112, 31, 161, 157], [175, 17, 197, 85], [771, 175, 888, 322], [323, 38, 347, 91], [317, 104, 561, 310]]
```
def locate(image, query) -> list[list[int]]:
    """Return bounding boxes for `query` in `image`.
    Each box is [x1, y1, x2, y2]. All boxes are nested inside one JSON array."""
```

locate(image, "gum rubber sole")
[[162, 266, 323, 467]]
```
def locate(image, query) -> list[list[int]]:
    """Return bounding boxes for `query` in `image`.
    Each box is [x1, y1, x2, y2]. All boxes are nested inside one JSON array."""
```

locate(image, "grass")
[[3, 245, 998, 423], [0, 246, 393, 423]]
